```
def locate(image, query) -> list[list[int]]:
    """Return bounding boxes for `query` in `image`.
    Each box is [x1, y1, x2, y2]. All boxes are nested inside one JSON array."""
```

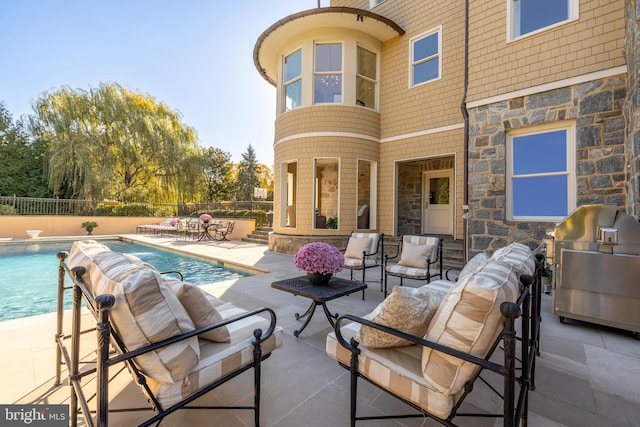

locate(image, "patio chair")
[[341, 232, 384, 288], [383, 235, 443, 297], [56, 241, 283, 427], [185, 218, 200, 240], [212, 220, 235, 241]]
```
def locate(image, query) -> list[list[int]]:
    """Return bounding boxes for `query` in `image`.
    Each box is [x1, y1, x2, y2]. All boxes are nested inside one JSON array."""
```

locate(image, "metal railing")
[[0, 195, 273, 217]]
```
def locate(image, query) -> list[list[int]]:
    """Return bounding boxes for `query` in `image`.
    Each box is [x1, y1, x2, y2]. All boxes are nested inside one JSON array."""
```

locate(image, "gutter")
[[460, 0, 470, 263]]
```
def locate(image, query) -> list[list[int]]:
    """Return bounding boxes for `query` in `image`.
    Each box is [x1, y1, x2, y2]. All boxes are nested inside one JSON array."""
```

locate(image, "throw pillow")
[[359, 286, 445, 348], [458, 252, 489, 279], [398, 242, 435, 269], [167, 280, 231, 343], [344, 237, 372, 260]]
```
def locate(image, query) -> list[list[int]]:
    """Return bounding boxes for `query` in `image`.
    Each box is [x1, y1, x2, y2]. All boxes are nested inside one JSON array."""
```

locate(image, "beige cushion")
[[90, 251, 200, 383], [399, 242, 435, 269], [166, 280, 231, 343], [344, 236, 372, 260], [326, 322, 460, 420], [422, 260, 519, 396], [360, 286, 445, 348], [68, 240, 113, 293], [490, 242, 535, 276], [458, 252, 489, 279]]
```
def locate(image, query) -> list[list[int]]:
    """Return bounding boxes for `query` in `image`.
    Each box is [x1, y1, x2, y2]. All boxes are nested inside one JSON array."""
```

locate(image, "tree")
[[29, 83, 199, 202], [201, 147, 234, 202], [235, 145, 261, 201], [0, 102, 50, 197]]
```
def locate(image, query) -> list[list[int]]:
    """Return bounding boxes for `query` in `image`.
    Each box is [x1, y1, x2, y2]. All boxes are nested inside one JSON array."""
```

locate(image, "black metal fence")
[[0, 196, 273, 217]]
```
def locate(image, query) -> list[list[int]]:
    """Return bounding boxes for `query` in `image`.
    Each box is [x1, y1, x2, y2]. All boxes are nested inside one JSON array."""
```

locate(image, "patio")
[[1, 234, 639, 426]]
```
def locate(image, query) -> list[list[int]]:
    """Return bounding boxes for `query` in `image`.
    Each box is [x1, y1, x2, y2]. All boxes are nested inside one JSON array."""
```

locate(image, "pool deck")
[[1, 234, 639, 426]]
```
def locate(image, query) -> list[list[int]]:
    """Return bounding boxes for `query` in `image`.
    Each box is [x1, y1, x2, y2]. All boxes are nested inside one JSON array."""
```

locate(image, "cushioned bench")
[[55, 240, 283, 427], [326, 242, 539, 426]]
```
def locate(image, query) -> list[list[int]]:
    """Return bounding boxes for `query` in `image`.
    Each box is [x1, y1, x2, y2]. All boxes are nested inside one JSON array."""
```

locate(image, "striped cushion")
[[422, 260, 519, 396], [90, 252, 200, 384], [421, 279, 456, 294], [386, 263, 429, 278], [344, 258, 378, 268], [490, 242, 535, 276], [326, 322, 462, 420], [148, 302, 284, 408], [68, 240, 113, 294]]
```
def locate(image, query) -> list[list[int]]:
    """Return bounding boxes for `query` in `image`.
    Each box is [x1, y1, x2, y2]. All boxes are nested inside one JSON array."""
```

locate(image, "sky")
[[0, 1, 325, 166]]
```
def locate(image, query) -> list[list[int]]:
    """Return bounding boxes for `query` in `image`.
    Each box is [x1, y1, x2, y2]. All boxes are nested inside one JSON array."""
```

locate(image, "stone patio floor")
[[1, 234, 639, 426]]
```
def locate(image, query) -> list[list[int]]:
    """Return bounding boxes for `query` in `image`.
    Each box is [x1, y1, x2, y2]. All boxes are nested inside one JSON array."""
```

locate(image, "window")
[[507, 124, 575, 221], [314, 158, 340, 229], [283, 50, 302, 112], [370, 0, 385, 7], [510, 0, 577, 40], [314, 43, 342, 104], [357, 160, 377, 229], [356, 46, 377, 109], [280, 161, 297, 228], [411, 29, 441, 87]]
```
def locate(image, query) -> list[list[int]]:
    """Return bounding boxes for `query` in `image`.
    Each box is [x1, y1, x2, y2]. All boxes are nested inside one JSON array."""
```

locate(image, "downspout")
[[460, 0, 470, 264]]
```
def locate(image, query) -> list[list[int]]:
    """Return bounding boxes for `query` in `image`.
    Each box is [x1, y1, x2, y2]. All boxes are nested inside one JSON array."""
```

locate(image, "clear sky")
[[0, 1, 325, 166]]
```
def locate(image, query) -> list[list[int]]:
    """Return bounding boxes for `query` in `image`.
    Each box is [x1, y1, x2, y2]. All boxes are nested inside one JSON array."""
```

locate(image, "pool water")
[[0, 240, 251, 321]]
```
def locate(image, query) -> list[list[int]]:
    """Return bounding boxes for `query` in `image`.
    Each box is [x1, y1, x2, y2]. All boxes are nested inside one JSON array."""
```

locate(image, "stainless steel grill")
[[549, 204, 640, 339]]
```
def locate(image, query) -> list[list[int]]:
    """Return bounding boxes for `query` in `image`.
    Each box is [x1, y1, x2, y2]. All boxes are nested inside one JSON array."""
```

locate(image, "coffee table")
[[271, 276, 367, 337]]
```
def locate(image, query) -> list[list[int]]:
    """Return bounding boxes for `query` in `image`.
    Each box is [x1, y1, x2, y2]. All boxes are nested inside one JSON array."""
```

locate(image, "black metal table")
[[271, 275, 367, 337]]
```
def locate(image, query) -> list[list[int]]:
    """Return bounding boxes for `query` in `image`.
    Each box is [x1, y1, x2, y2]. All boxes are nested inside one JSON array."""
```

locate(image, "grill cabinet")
[[551, 205, 640, 338]]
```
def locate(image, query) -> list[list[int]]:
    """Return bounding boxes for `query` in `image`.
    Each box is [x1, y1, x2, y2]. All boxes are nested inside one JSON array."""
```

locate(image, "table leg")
[[320, 303, 339, 328], [294, 301, 318, 337]]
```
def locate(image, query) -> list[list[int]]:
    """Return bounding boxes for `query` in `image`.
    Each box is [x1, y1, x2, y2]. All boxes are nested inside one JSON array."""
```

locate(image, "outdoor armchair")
[[383, 235, 443, 297]]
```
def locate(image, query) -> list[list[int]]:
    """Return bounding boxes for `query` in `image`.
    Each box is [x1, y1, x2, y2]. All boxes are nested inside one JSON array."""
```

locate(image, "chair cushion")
[[166, 280, 230, 343], [90, 251, 200, 383], [344, 258, 378, 268], [386, 263, 429, 278], [360, 286, 445, 348], [458, 252, 489, 279], [344, 237, 372, 260], [490, 242, 535, 276], [422, 259, 520, 396], [148, 302, 285, 408], [326, 322, 461, 420], [398, 242, 435, 269]]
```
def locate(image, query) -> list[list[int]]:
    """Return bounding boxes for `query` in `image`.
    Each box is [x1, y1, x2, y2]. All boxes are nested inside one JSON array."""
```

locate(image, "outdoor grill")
[[549, 204, 640, 339]]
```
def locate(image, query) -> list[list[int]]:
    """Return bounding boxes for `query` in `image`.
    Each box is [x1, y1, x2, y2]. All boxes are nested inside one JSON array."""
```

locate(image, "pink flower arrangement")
[[294, 242, 344, 274], [199, 214, 213, 222]]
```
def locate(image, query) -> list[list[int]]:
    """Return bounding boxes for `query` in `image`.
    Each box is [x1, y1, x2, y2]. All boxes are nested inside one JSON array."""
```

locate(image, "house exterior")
[[254, 0, 638, 259]]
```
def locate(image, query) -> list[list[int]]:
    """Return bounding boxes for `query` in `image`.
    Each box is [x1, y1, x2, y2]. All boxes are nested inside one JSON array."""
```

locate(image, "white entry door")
[[422, 170, 453, 235]]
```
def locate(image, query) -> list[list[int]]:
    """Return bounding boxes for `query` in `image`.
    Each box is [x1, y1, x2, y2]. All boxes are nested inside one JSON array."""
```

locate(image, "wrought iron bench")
[[54, 240, 283, 427], [327, 242, 541, 426]]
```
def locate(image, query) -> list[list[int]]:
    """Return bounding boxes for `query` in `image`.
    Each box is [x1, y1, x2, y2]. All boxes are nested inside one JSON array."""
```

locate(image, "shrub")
[[0, 204, 16, 215]]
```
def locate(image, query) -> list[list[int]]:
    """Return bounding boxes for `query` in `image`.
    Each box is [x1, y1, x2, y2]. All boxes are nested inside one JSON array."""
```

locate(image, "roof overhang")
[[254, 7, 405, 86]]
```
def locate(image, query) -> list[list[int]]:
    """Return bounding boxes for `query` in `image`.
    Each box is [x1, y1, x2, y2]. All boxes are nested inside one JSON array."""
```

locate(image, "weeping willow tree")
[[29, 83, 200, 202]]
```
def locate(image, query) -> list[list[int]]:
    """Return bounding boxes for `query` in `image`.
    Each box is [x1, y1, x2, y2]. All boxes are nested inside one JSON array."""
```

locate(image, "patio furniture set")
[[137, 217, 235, 241], [54, 234, 540, 427]]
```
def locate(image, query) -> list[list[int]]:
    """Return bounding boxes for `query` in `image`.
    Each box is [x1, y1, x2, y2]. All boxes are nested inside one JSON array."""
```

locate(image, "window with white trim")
[[314, 43, 342, 104], [283, 49, 302, 112], [510, 0, 578, 40], [411, 29, 441, 87], [507, 123, 575, 221], [370, 0, 385, 8], [356, 46, 377, 109]]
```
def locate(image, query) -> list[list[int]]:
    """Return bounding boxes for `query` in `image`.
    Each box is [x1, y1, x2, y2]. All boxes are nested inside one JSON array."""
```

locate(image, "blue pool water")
[[0, 240, 252, 321]]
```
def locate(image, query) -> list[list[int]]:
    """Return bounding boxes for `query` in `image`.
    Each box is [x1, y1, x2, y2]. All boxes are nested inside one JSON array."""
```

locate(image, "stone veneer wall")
[[626, 0, 640, 216], [467, 75, 627, 254]]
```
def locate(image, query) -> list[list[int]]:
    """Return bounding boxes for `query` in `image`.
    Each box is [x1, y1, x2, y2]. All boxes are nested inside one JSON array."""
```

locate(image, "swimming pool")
[[0, 239, 252, 321]]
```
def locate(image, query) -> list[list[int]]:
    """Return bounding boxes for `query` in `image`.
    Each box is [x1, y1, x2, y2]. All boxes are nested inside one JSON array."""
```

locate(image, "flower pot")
[[306, 272, 332, 285], [85, 226, 94, 235]]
